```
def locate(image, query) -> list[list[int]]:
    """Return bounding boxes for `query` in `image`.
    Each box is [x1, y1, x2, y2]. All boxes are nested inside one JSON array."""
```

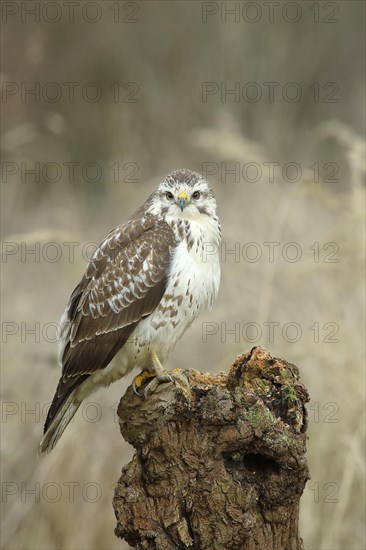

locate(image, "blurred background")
[[1, 1, 365, 549]]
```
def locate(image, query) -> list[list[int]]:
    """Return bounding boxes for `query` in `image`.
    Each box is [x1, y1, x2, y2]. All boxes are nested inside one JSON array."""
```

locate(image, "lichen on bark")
[[113, 346, 310, 550]]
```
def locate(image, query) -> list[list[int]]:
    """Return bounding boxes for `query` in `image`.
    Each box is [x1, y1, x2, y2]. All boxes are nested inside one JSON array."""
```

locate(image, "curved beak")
[[177, 191, 188, 211]]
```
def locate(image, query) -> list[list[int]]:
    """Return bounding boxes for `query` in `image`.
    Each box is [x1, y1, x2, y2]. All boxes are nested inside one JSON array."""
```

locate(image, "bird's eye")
[[192, 191, 200, 200], [165, 191, 174, 200]]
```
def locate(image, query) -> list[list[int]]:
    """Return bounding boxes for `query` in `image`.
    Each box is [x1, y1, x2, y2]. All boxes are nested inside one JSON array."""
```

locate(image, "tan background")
[[1, 1, 365, 549]]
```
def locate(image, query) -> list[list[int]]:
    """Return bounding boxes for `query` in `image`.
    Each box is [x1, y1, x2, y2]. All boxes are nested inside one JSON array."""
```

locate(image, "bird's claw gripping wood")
[[132, 371, 156, 395], [143, 368, 191, 399], [132, 352, 191, 398]]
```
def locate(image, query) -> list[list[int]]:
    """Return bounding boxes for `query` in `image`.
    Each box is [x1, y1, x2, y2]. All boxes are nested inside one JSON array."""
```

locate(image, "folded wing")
[[44, 213, 177, 433]]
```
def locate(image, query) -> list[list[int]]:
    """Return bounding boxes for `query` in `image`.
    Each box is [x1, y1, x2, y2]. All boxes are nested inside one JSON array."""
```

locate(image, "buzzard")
[[40, 169, 221, 454]]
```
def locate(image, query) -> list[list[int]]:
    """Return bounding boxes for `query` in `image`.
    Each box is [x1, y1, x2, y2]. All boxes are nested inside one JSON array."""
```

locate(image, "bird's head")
[[150, 169, 218, 221]]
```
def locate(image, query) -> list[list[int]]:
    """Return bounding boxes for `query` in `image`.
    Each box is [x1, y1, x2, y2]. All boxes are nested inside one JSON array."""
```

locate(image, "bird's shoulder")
[[64, 212, 178, 329], [86, 212, 176, 280]]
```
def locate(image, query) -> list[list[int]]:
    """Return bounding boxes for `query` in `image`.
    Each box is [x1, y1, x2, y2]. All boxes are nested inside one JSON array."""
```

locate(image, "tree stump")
[[113, 346, 310, 550]]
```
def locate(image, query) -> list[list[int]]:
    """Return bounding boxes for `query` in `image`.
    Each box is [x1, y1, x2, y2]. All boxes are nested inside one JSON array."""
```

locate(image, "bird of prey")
[[40, 169, 221, 454]]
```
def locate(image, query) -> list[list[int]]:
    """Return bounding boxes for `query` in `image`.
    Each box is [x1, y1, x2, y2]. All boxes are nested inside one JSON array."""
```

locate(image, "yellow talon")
[[171, 368, 191, 395], [133, 371, 155, 391], [132, 353, 191, 399], [172, 367, 185, 375]]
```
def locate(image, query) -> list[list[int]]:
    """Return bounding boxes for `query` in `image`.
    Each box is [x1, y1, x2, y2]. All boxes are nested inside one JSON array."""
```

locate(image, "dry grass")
[[1, 3, 365, 549]]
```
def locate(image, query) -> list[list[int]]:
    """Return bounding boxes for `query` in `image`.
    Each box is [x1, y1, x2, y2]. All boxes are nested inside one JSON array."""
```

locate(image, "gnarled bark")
[[113, 346, 310, 550]]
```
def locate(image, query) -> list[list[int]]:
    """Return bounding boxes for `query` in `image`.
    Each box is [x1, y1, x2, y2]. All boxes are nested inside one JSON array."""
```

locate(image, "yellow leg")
[[151, 351, 166, 376]]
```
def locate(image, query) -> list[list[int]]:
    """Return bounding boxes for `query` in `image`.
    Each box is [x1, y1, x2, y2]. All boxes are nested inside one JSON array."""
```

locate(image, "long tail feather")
[[39, 394, 80, 455]]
